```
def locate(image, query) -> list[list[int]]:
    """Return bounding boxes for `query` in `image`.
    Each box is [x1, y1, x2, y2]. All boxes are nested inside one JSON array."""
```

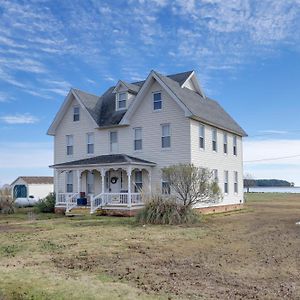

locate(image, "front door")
[[109, 170, 121, 193]]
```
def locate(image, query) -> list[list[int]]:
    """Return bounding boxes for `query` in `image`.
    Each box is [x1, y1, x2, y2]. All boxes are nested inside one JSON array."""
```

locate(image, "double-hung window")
[[87, 171, 94, 194], [212, 169, 218, 182], [110, 131, 118, 153], [134, 170, 143, 192], [153, 92, 162, 110], [134, 128, 142, 151], [87, 133, 94, 154], [161, 124, 171, 148], [233, 136, 237, 156], [66, 171, 73, 193], [66, 135, 73, 156], [117, 93, 127, 110], [199, 124, 205, 149], [223, 133, 228, 154], [73, 106, 80, 121], [212, 128, 217, 152], [234, 171, 238, 193], [224, 170, 229, 194], [162, 172, 171, 194]]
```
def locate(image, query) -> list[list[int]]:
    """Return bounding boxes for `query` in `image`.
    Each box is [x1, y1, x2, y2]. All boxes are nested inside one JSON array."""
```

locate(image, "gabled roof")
[[11, 176, 53, 186], [51, 154, 156, 168], [154, 72, 247, 136], [113, 80, 140, 94], [47, 70, 247, 136]]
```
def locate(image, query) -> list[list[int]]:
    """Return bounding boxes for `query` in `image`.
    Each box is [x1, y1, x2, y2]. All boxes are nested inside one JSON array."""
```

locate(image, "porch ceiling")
[[50, 154, 156, 168]]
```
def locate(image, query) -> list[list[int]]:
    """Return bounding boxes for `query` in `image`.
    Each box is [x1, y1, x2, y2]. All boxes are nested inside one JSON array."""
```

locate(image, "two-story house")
[[47, 70, 247, 215]]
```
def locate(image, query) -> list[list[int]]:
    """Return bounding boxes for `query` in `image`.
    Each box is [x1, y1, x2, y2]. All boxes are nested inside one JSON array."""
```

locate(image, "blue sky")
[[1, 0, 300, 185]]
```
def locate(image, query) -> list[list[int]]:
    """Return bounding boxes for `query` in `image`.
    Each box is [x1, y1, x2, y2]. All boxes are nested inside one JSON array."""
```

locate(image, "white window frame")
[[66, 171, 73, 193], [134, 127, 142, 151], [86, 132, 94, 155], [73, 106, 80, 122], [212, 169, 218, 183], [233, 136, 237, 156], [153, 92, 162, 111], [161, 171, 171, 194], [66, 135, 73, 156], [161, 123, 171, 149], [199, 124, 205, 150], [134, 170, 143, 192], [224, 170, 229, 194], [234, 171, 238, 194], [110, 131, 118, 153], [87, 171, 94, 195], [223, 132, 228, 154], [212, 128, 217, 152], [117, 92, 127, 110]]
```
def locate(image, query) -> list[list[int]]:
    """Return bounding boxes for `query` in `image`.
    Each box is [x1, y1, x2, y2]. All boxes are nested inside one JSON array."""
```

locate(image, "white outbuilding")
[[11, 176, 53, 203]]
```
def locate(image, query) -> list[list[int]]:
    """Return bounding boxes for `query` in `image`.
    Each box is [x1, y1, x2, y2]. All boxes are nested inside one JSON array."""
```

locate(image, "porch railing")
[[57, 192, 144, 214], [65, 193, 79, 212], [90, 193, 144, 213]]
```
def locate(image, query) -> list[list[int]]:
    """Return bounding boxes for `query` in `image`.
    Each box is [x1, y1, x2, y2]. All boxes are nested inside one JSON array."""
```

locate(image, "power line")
[[244, 154, 300, 163]]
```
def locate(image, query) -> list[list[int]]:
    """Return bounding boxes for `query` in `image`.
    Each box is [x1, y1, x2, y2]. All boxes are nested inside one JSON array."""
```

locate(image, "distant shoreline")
[[244, 186, 300, 193]]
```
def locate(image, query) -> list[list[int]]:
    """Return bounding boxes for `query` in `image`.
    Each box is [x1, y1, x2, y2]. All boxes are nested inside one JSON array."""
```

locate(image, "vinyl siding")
[[190, 119, 244, 206]]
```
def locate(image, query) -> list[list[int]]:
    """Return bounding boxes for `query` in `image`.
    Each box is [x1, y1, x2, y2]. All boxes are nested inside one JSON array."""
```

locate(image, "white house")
[[47, 70, 247, 215], [11, 176, 54, 201]]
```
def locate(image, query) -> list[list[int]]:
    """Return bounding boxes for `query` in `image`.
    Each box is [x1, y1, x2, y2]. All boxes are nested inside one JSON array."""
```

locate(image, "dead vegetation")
[[0, 193, 299, 299]]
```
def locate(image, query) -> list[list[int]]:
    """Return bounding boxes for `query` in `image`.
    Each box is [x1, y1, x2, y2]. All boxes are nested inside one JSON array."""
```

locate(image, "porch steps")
[[65, 207, 91, 217]]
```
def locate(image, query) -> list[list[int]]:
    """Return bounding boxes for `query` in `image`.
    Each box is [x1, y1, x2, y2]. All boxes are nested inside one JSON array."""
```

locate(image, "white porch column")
[[77, 170, 81, 194], [100, 168, 106, 194], [148, 169, 152, 195], [55, 169, 59, 205], [127, 166, 132, 208]]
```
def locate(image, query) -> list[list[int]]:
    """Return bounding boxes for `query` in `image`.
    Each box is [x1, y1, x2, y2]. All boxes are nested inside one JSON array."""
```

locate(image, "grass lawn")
[[0, 193, 299, 299]]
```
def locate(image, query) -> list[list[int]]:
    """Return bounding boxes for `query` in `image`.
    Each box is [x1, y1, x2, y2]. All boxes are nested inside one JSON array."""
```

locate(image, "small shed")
[[11, 176, 53, 200]]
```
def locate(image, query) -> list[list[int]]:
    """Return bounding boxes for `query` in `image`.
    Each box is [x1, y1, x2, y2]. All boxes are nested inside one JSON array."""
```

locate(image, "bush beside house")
[[35, 193, 56, 213]]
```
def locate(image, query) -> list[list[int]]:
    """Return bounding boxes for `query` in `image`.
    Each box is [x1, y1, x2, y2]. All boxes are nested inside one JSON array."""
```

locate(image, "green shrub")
[[136, 195, 199, 225], [36, 193, 56, 213]]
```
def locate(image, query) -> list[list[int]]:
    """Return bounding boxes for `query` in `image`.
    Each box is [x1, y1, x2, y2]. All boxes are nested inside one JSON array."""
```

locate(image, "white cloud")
[[243, 139, 300, 184], [0, 142, 53, 185], [0, 113, 39, 124]]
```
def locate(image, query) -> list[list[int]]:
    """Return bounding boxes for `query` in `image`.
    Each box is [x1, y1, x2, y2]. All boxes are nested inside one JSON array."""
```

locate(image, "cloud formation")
[[0, 0, 299, 98], [0, 113, 39, 124]]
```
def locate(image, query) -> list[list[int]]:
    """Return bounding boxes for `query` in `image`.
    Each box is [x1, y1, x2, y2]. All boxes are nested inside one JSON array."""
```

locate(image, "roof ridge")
[[72, 88, 99, 98]]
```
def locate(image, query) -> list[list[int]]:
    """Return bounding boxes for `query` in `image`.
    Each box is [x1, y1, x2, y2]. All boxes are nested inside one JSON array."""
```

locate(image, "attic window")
[[73, 106, 80, 122], [153, 92, 162, 110], [117, 92, 127, 110]]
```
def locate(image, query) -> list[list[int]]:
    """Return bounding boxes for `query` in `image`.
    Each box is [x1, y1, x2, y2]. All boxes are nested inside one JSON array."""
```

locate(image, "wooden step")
[[65, 206, 91, 217]]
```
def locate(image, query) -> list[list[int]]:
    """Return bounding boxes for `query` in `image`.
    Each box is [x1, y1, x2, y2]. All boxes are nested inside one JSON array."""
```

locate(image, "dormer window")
[[73, 106, 80, 121], [117, 92, 127, 110]]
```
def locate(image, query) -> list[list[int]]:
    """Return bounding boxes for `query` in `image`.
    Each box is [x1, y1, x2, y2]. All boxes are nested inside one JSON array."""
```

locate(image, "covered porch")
[[51, 154, 155, 214]]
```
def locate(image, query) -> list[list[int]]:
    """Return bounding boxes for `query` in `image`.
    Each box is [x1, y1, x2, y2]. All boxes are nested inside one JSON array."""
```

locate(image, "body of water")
[[244, 187, 300, 193]]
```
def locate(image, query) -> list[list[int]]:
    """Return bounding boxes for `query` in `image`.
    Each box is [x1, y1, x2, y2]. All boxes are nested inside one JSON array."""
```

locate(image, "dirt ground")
[[0, 193, 299, 299]]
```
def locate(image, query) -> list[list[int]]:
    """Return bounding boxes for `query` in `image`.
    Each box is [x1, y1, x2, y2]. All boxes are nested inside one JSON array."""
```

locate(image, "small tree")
[[162, 164, 222, 208], [244, 173, 255, 193], [35, 193, 56, 213]]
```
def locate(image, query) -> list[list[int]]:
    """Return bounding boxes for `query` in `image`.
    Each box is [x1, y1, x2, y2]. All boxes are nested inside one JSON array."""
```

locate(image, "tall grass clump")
[[0, 187, 14, 214], [136, 195, 199, 225], [36, 193, 56, 213]]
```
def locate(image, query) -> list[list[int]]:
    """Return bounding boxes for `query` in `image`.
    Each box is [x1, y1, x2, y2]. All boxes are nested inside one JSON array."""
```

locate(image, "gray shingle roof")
[[11, 176, 53, 185], [51, 154, 156, 167], [71, 70, 246, 136], [154, 72, 247, 136]]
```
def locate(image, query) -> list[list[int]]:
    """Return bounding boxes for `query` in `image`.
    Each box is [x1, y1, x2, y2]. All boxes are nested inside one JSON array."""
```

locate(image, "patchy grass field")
[[0, 193, 299, 300]]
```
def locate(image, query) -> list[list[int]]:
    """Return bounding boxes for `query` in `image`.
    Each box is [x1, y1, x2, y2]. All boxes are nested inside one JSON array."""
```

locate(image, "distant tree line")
[[243, 177, 293, 191]]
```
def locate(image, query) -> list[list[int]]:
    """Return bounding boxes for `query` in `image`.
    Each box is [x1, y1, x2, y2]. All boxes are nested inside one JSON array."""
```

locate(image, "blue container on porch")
[[77, 198, 87, 206]]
